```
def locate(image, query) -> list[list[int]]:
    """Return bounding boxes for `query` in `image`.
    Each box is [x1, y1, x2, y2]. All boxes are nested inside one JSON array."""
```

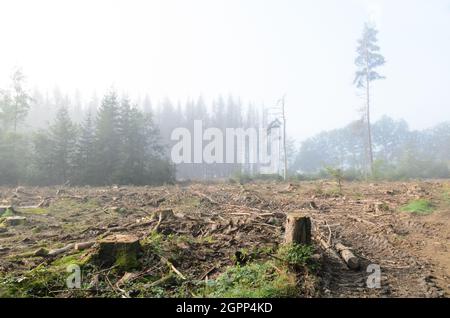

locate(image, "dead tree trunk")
[[284, 214, 311, 245]]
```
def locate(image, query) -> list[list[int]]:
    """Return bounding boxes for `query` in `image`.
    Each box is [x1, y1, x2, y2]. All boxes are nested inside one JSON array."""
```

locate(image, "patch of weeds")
[[1, 207, 15, 217], [0, 264, 67, 297], [197, 235, 216, 244], [201, 262, 299, 298], [141, 231, 165, 255], [401, 199, 434, 215], [232, 246, 276, 265], [276, 244, 314, 268]]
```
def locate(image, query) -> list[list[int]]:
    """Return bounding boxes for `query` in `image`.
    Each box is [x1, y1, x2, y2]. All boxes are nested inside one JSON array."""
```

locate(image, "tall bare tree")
[[354, 23, 386, 175]]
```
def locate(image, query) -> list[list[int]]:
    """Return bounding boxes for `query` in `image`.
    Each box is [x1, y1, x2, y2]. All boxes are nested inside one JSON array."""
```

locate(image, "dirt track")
[[0, 180, 449, 297]]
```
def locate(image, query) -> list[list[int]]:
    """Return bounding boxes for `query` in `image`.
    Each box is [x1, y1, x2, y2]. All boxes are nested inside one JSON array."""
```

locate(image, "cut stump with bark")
[[284, 213, 312, 245], [91, 234, 142, 271]]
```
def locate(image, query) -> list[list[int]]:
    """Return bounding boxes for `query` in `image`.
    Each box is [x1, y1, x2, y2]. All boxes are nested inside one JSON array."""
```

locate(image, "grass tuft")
[[401, 199, 434, 215]]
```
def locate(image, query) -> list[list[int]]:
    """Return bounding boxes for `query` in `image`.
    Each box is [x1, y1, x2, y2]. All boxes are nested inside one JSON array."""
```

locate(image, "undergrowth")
[[401, 199, 434, 215]]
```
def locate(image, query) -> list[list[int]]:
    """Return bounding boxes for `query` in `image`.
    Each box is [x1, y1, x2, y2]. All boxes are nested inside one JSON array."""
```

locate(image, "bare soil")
[[0, 180, 448, 298]]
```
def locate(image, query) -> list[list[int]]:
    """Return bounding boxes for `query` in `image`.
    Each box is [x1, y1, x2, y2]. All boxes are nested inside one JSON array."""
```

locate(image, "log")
[[91, 234, 142, 271], [75, 241, 95, 251], [284, 213, 311, 245], [48, 243, 75, 257], [335, 243, 360, 270]]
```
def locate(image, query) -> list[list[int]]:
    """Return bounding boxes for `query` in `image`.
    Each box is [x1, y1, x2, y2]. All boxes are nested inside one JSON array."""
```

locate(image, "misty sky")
[[0, 0, 449, 141]]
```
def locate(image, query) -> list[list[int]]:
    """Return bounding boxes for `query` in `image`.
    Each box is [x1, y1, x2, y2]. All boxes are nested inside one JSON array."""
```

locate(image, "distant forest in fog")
[[0, 71, 449, 185]]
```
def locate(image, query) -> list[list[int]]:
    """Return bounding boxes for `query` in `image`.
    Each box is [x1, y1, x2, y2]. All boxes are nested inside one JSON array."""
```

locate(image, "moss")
[[0, 264, 67, 297], [401, 199, 434, 215], [18, 207, 48, 215], [114, 247, 139, 271], [51, 252, 87, 267], [141, 231, 164, 254]]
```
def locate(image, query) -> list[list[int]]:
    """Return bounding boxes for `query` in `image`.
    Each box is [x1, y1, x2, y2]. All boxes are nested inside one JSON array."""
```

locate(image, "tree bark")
[[92, 234, 141, 271], [366, 48, 374, 176]]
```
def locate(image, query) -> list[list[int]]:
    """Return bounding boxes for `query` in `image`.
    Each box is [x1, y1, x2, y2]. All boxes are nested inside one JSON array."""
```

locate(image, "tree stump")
[[92, 234, 142, 271], [284, 213, 311, 245]]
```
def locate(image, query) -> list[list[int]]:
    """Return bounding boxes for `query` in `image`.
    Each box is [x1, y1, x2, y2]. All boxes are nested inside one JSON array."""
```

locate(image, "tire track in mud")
[[245, 183, 448, 298]]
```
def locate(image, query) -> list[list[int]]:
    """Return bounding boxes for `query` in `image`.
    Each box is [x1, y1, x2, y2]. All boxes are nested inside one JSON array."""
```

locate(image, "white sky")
[[0, 0, 449, 141]]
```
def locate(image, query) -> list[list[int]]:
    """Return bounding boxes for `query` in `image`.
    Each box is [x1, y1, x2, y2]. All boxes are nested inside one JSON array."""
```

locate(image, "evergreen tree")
[[354, 23, 386, 175], [94, 89, 121, 184], [49, 106, 78, 183], [73, 110, 96, 184]]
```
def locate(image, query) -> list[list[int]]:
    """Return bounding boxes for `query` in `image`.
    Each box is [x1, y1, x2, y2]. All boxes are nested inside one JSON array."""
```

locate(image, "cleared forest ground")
[[0, 180, 449, 298]]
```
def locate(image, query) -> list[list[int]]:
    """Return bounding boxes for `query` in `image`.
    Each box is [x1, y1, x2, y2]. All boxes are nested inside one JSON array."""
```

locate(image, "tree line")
[[292, 115, 450, 180], [0, 71, 174, 186], [1, 68, 448, 185]]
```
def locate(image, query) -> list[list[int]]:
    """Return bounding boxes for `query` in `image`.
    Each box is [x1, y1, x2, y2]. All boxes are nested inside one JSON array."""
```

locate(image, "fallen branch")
[[346, 215, 376, 226], [144, 275, 173, 288], [313, 232, 341, 260], [160, 256, 186, 280], [335, 243, 360, 270], [48, 244, 75, 257], [47, 241, 95, 257]]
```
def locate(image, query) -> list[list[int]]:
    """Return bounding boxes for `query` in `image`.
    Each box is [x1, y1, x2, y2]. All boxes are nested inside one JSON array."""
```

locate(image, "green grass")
[[401, 199, 434, 215], [200, 244, 316, 298], [0, 251, 90, 297], [276, 244, 314, 268], [17, 207, 48, 215], [1, 207, 15, 217], [201, 262, 299, 298]]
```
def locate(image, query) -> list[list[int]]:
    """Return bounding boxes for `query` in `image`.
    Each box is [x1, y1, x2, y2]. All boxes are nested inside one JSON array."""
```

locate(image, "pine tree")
[[1, 70, 31, 133], [354, 23, 386, 175], [94, 90, 121, 184], [49, 106, 78, 183], [73, 110, 96, 184]]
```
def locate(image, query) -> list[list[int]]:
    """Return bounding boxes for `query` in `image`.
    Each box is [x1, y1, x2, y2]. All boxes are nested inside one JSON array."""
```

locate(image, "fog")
[[1, 0, 449, 141]]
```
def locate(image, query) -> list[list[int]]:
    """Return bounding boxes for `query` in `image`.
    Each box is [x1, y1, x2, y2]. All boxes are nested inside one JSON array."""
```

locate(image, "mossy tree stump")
[[92, 234, 142, 271], [284, 213, 311, 245]]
